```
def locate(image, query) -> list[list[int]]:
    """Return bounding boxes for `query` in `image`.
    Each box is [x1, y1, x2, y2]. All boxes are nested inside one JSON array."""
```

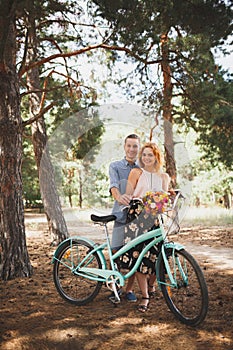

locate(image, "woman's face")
[[141, 147, 156, 167]]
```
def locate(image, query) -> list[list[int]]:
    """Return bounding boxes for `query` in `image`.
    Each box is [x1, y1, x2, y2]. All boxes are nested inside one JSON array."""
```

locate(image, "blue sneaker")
[[125, 291, 137, 302]]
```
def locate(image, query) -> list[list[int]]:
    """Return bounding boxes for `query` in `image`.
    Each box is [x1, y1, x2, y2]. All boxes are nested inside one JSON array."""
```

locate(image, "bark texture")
[[0, 7, 32, 279], [161, 33, 177, 188], [26, 13, 68, 244]]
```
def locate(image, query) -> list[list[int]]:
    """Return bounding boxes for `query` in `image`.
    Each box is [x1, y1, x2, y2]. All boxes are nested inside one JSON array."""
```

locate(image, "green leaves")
[[93, 0, 233, 170]]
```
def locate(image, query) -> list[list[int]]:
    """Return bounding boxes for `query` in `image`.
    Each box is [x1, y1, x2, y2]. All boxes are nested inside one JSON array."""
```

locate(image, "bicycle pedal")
[[109, 296, 121, 304]]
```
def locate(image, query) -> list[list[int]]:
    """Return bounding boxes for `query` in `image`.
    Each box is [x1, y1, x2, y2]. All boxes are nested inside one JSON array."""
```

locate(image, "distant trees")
[[0, 0, 105, 279], [194, 75, 233, 170], [92, 0, 233, 179], [0, 0, 232, 280], [191, 158, 233, 208]]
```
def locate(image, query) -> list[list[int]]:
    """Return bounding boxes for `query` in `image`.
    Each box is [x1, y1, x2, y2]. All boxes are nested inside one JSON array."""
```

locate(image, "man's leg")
[[125, 273, 137, 302]]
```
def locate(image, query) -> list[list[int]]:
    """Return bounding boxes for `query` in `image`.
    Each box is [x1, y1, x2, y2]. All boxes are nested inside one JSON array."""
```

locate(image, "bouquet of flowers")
[[142, 191, 172, 216]]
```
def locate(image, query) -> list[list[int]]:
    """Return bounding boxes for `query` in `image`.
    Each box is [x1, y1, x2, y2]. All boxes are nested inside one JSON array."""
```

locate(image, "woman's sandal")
[[148, 284, 156, 298], [137, 297, 150, 313]]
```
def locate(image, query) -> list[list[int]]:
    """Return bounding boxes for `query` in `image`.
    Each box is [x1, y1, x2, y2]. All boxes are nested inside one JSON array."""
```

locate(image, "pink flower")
[[142, 191, 171, 216]]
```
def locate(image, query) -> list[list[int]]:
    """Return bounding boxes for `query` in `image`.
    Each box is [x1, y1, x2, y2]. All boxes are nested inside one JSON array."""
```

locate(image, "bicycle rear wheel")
[[53, 239, 103, 305], [158, 248, 208, 326]]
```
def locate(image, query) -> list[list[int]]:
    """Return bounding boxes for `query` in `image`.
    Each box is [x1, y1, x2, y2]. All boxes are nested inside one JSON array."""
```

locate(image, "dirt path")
[[0, 215, 232, 350], [181, 242, 233, 270]]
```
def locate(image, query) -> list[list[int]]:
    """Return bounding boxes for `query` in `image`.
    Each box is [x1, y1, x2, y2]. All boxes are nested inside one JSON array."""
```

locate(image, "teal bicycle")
[[52, 190, 208, 326]]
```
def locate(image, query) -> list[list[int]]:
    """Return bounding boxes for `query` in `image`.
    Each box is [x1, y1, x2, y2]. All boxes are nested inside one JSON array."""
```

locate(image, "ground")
[[0, 212, 233, 350]]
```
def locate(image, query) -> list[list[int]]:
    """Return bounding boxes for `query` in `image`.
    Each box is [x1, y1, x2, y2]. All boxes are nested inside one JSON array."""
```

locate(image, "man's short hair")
[[124, 134, 140, 144]]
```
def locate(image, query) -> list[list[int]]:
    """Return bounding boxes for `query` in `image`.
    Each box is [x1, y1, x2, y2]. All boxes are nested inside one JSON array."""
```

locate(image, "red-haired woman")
[[124, 142, 170, 312]]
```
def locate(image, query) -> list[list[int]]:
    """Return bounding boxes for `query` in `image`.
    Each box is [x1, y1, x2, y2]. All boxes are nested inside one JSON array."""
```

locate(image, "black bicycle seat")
[[91, 214, 117, 223]]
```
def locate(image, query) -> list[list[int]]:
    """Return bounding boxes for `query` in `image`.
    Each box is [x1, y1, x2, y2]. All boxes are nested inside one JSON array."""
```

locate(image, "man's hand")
[[117, 193, 132, 206]]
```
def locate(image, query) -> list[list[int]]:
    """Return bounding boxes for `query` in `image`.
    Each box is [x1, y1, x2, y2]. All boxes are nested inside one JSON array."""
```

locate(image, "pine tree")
[[0, 0, 33, 279], [92, 0, 233, 178]]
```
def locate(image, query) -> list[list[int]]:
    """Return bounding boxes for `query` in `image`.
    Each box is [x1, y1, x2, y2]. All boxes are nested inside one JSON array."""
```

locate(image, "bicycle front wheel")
[[158, 248, 208, 326], [53, 239, 103, 305]]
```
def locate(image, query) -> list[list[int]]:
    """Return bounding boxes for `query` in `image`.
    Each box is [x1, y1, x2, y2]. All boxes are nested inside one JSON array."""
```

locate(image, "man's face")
[[124, 138, 140, 162]]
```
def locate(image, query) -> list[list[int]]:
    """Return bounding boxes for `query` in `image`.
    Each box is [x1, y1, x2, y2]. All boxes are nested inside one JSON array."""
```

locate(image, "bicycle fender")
[[53, 236, 96, 257], [52, 236, 107, 269], [155, 242, 185, 287], [164, 241, 184, 251]]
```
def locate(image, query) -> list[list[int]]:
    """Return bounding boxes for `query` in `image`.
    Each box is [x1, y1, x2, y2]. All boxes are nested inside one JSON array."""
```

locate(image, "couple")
[[109, 134, 170, 312]]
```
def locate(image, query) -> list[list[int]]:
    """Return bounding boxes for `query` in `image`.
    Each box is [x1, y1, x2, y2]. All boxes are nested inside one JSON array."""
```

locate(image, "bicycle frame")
[[52, 190, 209, 327], [53, 214, 185, 291]]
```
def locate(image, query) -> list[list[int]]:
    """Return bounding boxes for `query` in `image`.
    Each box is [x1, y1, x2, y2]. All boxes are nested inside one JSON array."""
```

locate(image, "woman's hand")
[[117, 193, 132, 206], [111, 187, 132, 206]]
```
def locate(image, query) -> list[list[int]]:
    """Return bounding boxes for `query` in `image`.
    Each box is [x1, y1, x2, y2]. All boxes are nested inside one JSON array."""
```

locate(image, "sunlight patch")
[[45, 327, 88, 341], [198, 330, 232, 345], [141, 323, 169, 333]]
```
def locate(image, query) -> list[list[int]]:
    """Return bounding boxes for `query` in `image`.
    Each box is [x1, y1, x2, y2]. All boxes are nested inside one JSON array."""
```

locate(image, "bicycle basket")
[[163, 190, 186, 235]]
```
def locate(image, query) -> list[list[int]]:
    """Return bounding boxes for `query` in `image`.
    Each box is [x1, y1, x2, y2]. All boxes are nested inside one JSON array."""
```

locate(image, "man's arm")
[[109, 160, 132, 206]]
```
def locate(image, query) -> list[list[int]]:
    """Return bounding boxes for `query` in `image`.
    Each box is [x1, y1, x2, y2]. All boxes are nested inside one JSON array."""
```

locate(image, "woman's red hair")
[[138, 142, 164, 171]]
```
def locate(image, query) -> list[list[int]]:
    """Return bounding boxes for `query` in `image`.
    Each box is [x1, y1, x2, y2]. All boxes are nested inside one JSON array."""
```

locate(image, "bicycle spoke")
[[53, 240, 102, 305], [159, 248, 208, 326]]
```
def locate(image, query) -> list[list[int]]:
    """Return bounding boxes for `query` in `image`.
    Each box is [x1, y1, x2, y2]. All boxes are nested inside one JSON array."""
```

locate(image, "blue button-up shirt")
[[109, 157, 139, 221]]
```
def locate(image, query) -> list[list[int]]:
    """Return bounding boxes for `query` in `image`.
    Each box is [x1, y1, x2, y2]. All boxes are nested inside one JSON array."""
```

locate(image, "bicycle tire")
[[53, 239, 103, 305], [158, 248, 208, 326]]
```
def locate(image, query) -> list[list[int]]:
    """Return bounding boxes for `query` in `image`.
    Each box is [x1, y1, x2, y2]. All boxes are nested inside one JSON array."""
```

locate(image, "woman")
[[125, 142, 170, 312]]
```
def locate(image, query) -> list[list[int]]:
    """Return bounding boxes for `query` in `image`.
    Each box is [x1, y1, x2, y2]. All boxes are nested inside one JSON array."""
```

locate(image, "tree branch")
[[20, 84, 67, 97], [18, 26, 29, 77], [19, 42, 162, 77], [149, 108, 161, 141], [22, 103, 55, 127]]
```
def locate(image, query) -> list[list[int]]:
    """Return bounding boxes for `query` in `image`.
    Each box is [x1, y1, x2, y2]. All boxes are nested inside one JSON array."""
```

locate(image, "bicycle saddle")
[[91, 214, 117, 223]]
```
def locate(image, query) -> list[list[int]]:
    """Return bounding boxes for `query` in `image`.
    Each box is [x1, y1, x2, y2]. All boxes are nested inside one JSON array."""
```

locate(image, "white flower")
[[123, 255, 129, 263], [124, 237, 131, 244], [129, 223, 137, 231]]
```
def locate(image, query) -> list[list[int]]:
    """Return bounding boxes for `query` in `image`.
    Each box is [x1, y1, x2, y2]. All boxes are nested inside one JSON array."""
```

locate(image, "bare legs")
[[125, 274, 136, 293], [136, 272, 156, 311], [136, 272, 149, 298], [136, 272, 149, 311], [148, 273, 156, 295]]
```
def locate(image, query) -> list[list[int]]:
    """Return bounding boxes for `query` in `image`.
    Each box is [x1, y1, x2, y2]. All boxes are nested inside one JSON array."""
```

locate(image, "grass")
[[182, 206, 233, 226], [62, 205, 233, 227]]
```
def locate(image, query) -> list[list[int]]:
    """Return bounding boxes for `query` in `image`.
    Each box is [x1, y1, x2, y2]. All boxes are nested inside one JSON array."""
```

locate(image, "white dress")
[[133, 169, 164, 198]]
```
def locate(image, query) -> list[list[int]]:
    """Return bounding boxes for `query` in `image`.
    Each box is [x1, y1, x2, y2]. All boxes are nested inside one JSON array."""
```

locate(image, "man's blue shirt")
[[109, 157, 139, 219]]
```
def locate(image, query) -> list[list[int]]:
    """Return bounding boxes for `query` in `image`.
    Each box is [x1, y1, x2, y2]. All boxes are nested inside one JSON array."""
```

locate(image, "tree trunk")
[[26, 12, 68, 244], [161, 33, 177, 188], [78, 170, 83, 208], [223, 192, 230, 209], [68, 192, 73, 208], [0, 6, 33, 280]]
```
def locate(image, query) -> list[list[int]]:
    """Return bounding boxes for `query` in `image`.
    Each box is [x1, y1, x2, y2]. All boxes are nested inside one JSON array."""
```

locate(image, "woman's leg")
[[148, 273, 156, 297], [136, 272, 150, 311]]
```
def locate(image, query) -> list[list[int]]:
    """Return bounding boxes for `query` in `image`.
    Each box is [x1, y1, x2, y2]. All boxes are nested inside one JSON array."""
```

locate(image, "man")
[[109, 134, 140, 302]]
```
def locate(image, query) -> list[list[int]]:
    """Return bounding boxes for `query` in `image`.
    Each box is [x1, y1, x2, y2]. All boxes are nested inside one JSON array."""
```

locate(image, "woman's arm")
[[126, 168, 142, 195], [162, 173, 170, 192]]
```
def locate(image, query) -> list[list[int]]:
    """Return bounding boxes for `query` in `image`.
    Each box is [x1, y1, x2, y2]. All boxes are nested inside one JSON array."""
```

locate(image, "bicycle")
[[52, 190, 209, 327]]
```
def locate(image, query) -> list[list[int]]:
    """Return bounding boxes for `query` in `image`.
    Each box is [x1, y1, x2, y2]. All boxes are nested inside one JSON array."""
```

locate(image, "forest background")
[[0, 2, 233, 349], [0, 0, 232, 281]]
